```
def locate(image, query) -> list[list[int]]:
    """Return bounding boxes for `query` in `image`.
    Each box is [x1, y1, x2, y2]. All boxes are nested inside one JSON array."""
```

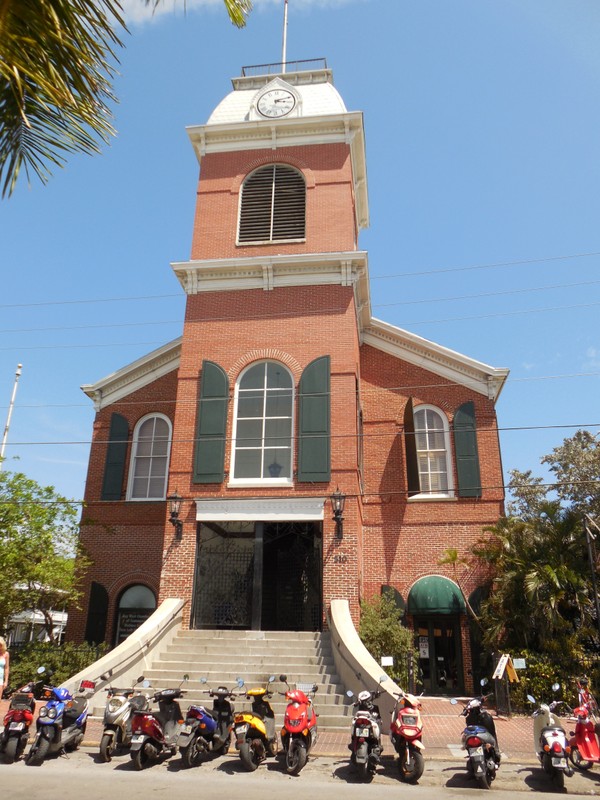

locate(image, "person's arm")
[[4, 651, 9, 688]]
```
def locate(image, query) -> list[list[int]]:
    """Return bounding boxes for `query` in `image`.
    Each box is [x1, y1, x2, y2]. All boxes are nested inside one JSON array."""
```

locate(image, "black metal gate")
[[192, 520, 322, 631]]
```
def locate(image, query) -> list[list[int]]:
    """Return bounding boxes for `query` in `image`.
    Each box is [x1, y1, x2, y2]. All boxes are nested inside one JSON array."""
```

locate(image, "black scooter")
[[451, 679, 501, 790], [129, 675, 188, 770]]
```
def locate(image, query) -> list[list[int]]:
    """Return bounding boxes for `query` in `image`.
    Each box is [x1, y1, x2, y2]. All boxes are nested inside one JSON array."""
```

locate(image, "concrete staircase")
[[140, 629, 352, 731]]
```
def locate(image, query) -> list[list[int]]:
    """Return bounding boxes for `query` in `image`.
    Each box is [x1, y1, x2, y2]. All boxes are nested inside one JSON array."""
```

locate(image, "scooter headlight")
[[39, 706, 48, 718], [47, 707, 58, 719], [108, 697, 125, 713]]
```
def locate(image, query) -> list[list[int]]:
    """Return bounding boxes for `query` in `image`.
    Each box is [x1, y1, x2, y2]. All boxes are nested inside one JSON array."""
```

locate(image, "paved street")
[[1, 747, 599, 798]]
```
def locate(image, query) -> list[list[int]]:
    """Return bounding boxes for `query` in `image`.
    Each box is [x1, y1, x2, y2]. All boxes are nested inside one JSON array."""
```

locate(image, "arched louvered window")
[[126, 413, 172, 500], [238, 164, 306, 244]]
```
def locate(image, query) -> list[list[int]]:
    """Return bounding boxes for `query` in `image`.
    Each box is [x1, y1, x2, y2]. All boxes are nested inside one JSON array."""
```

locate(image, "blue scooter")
[[26, 668, 96, 765], [177, 677, 241, 768]]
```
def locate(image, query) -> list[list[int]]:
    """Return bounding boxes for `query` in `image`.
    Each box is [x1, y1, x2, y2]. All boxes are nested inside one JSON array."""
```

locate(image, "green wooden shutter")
[[193, 360, 229, 484], [298, 356, 330, 482], [404, 398, 421, 497], [84, 581, 108, 644], [454, 401, 482, 498], [101, 413, 129, 500]]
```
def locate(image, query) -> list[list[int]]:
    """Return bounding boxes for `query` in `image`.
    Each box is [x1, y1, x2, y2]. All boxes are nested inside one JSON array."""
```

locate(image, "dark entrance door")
[[192, 520, 322, 631], [415, 616, 463, 694]]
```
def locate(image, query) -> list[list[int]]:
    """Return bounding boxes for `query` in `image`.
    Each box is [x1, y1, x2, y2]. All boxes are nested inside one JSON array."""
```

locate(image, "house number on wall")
[[333, 554, 348, 564]]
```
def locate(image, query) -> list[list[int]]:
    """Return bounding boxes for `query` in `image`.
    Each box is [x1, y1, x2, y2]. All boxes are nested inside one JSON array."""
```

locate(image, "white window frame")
[[229, 361, 294, 487], [410, 404, 455, 500], [126, 413, 172, 501]]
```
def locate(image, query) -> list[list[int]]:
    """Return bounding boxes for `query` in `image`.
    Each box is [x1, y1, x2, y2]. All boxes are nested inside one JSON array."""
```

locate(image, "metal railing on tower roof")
[[241, 58, 327, 77]]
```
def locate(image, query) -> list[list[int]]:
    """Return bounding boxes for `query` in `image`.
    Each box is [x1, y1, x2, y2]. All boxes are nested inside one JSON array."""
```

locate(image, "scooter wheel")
[[476, 770, 490, 790], [4, 737, 19, 764], [286, 742, 307, 776], [357, 759, 373, 783], [27, 735, 51, 766], [399, 747, 424, 784], [180, 741, 205, 769], [239, 741, 259, 771], [570, 746, 594, 771], [99, 733, 115, 763], [132, 747, 149, 770]]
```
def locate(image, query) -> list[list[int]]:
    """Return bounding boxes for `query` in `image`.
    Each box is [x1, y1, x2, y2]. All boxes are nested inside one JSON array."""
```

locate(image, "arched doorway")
[[408, 576, 465, 694], [115, 585, 156, 644]]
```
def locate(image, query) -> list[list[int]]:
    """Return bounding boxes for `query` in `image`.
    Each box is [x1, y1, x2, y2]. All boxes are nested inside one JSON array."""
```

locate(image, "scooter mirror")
[[450, 698, 458, 705], [236, 678, 245, 688], [136, 675, 145, 684], [268, 675, 275, 683], [552, 682, 561, 693], [37, 666, 46, 675], [100, 671, 112, 681], [480, 678, 489, 687], [200, 677, 208, 684], [142, 680, 151, 688], [279, 674, 288, 683], [183, 674, 189, 682], [346, 690, 354, 698], [312, 684, 318, 693], [526, 694, 536, 703], [379, 674, 388, 683]]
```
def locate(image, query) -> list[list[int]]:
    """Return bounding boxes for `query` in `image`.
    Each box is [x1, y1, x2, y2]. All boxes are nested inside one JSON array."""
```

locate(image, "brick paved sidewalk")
[[1, 696, 537, 763]]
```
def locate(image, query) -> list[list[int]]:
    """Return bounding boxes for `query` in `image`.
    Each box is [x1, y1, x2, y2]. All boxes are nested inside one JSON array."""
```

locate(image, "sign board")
[[419, 637, 429, 658], [381, 656, 394, 667], [492, 653, 520, 683], [513, 658, 526, 670]]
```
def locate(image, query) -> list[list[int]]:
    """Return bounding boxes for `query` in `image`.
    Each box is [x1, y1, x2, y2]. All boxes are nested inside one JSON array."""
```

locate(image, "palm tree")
[[472, 502, 592, 654], [0, 0, 252, 197]]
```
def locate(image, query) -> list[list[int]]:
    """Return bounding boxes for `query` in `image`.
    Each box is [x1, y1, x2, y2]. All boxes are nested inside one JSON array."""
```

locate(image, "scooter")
[[568, 679, 600, 772], [0, 669, 46, 763], [129, 675, 188, 770], [26, 669, 96, 765], [527, 683, 573, 789], [98, 673, 149, 762], [178, 677, 240, 768], [279, 674, 318, 775], [389, 687, 425, 783], [450, 679, 500, 790], [346, 675, 386, 783], [233, 675, 278, 771]]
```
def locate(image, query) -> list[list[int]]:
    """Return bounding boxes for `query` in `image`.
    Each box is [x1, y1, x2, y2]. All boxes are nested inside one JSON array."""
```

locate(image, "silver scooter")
[[98, 673, 150, 762]]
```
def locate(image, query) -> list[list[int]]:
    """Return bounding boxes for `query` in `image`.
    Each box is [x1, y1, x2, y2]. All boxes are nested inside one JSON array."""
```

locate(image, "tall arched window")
[[231, 361, 293, 483], [127, 413, 172, 500], [238, 164, 306, 244], [115, 584, 156, 644], [413, 405, 454, 497]]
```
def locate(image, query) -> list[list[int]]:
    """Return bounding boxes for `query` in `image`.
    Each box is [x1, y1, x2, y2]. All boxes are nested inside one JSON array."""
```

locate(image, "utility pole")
[[584, 514, 600, 643], [0, 363, 22, 469]]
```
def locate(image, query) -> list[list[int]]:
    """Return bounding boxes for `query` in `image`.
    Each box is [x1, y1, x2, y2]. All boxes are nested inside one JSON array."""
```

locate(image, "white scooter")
[[527, 683, 573, 790]]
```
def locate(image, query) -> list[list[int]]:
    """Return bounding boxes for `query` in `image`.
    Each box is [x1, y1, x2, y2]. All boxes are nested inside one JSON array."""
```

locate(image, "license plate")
[[235, 724, 249, 735], [9, 722, 24, 731], [180, 724, 192, 734], [356, 727, 370, 737], [131, 734, 145, 744], [552, 757, 567, 768], [469, 746, 484, 756]]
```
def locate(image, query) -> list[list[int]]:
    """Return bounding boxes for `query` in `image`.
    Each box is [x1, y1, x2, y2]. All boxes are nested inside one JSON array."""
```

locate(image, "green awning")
[[407, 576, 466, 615]]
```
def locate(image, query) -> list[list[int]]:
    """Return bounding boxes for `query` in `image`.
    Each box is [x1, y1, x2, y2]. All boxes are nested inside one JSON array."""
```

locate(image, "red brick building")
[[67, 61, 508, 694]]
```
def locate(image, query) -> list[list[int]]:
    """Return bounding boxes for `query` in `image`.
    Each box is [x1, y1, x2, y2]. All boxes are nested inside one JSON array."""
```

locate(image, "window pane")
[[263, 448, 291, 479], [131, 477, 148, 498], [267, 362, 292, 388], [151, 437, 169, 456], [265, 390, 293, 417], [120, 585, 156, 609], [238, 392, 264, 418], [234, 449, 262, 478], [134, 458, 150, 478], [136, 439, 153, 457], [236, 419, 262, 446], [150, 457, 167, 478], [240, 363, 265, 390], [265, 418, 292, 447]]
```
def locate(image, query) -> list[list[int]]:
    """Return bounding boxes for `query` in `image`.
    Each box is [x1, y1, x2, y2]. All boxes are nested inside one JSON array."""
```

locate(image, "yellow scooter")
[[233, 676, 278, 771]]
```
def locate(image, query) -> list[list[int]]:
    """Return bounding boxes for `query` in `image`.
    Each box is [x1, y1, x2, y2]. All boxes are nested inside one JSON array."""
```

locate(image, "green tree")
[[358, 593, 415, 687], [0, 0, 252, 197], [0, 470, 90, 641], [472, 501, 592, 654]]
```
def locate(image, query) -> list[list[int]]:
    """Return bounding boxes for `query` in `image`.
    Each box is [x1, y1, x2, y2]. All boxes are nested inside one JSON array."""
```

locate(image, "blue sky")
[[2, 0, 600, 502]]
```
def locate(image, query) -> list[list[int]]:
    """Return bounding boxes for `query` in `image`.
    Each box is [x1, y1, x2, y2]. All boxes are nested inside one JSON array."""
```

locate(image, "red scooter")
[[279, 674, 318, 775], [0, 671, 45, 763], [568, 679, 600, 771], [129, 675, 188, 770], [389, 688, 425, 783]]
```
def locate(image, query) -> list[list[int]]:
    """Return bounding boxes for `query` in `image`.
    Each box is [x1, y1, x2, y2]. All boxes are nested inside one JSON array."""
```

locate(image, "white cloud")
[[582, 346, 600, 371]]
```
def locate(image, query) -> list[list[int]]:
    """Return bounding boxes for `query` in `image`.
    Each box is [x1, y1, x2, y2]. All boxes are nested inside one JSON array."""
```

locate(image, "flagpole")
[[282, 0, 289, 72], [0, 363, 22, 469]]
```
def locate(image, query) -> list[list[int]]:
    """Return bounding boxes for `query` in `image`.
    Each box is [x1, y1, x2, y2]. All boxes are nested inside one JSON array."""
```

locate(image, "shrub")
[[358, 593, 416, 687], [8, 641, 108, 690]]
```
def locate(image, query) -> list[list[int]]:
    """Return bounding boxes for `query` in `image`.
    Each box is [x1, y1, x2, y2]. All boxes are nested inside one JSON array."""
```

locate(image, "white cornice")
[[171, 251, 371, 333], [186, 111, 369, 231], [363, 319, 509, 401], [81, 338, 182, 411]]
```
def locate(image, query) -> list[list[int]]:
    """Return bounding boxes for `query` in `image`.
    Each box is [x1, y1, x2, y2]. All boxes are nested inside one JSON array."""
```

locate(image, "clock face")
[[257, 88, 296, 118]]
